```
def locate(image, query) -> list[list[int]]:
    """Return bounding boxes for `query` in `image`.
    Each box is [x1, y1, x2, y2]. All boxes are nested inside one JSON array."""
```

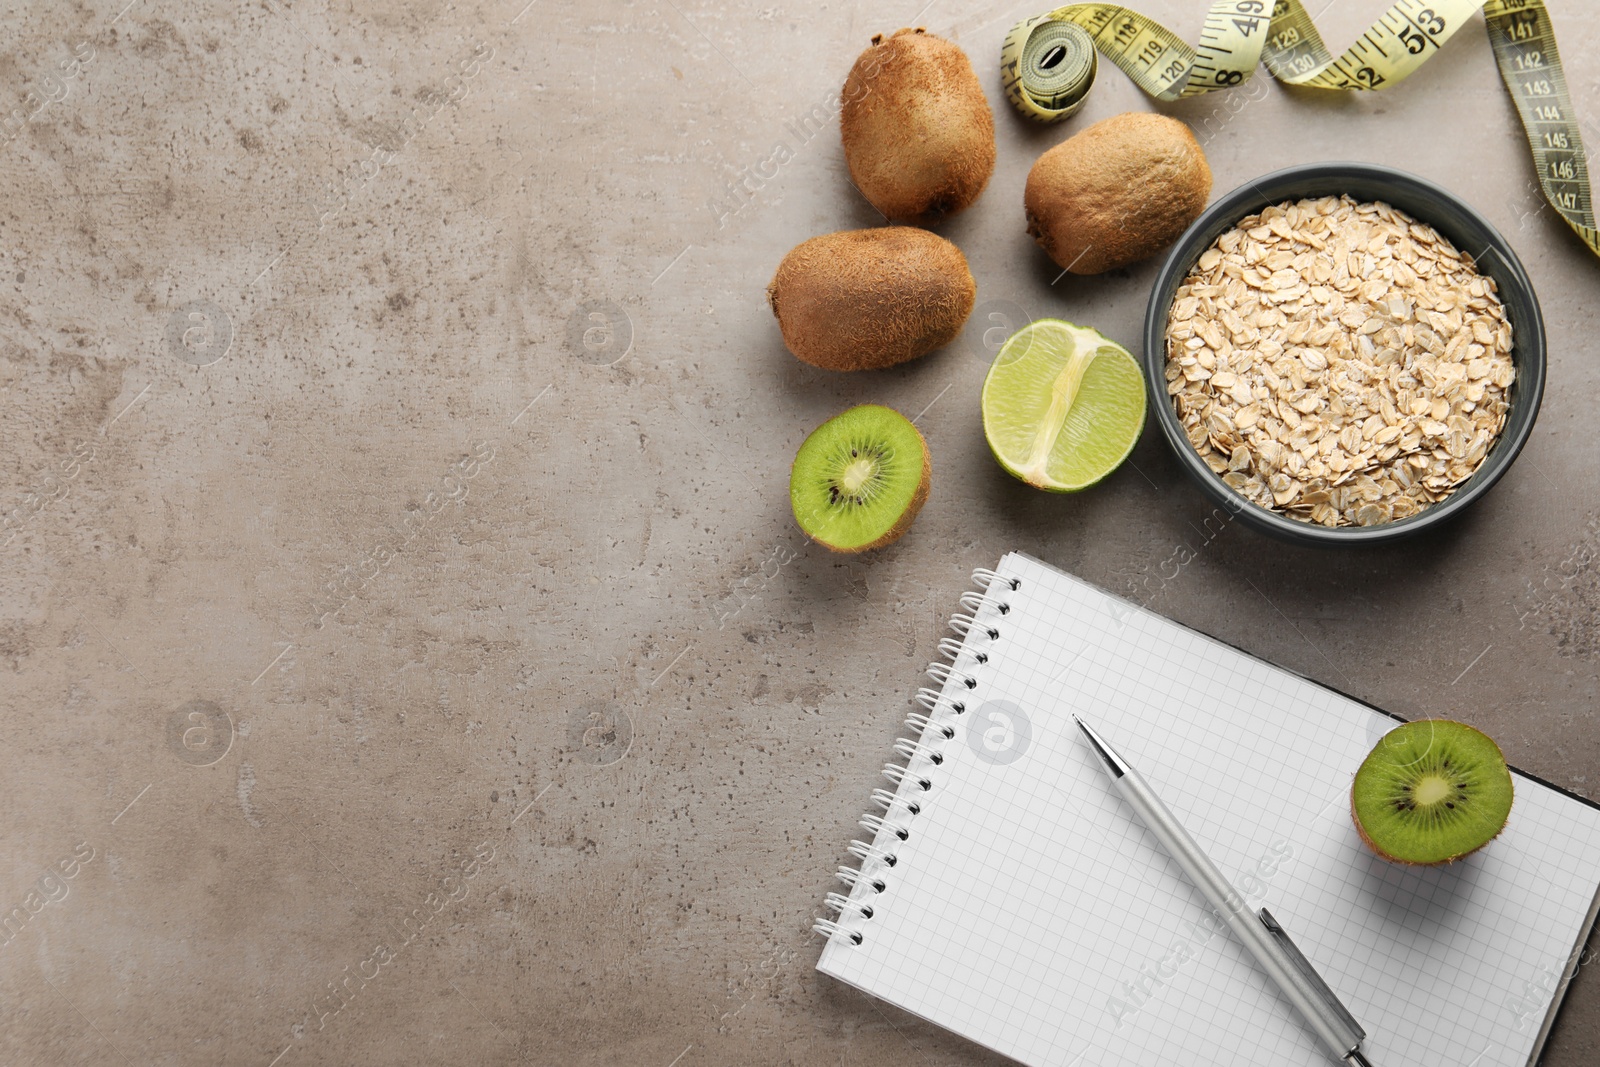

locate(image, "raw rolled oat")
[[1165, 195, 1515, 527]]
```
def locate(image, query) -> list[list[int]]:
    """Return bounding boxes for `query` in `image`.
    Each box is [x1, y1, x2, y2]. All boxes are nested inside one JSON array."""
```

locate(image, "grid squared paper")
[[817, 553, 1600, 1067]]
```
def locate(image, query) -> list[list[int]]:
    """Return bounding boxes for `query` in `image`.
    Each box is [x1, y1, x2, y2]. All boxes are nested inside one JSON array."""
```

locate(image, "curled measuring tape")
[[1001, 1, 1599, 257]]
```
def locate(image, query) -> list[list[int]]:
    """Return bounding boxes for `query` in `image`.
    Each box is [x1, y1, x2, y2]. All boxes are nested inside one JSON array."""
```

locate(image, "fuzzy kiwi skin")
[[841, 28, 996, 223], [800, 419, 932, 553], [1025, 112, 1211, 275], [1349, 720, 1514, 867], [768, 227, 976, 371]]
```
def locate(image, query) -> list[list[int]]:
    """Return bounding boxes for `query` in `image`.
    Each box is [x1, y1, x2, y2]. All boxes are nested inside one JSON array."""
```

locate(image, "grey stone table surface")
[[1, 0, 1597, 1064]]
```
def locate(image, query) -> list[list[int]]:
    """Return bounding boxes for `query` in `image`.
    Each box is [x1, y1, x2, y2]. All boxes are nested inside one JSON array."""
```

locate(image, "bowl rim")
[[1141, 161, 1547, 545]]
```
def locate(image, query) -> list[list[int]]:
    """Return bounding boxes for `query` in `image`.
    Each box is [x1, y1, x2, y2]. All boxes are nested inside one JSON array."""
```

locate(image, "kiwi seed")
[[790, 405, 930, 553], [1350, 719, 1514, 866]]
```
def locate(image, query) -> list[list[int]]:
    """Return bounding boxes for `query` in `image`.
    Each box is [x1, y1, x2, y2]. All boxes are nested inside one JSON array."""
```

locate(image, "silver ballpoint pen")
[[1073, 714, 1376, 1067]]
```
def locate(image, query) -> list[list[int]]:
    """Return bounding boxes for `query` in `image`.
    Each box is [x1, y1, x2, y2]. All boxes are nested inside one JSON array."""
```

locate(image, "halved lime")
[[981, 319, 1146, 492]]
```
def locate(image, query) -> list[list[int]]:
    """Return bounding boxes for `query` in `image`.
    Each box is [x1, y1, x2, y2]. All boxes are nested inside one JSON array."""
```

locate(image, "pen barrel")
[[1115, 767, 1365, 1062]]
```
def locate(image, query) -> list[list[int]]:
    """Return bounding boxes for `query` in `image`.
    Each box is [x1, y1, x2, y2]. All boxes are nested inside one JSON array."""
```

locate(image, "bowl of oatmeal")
[[1142, 162, 1545, 545]]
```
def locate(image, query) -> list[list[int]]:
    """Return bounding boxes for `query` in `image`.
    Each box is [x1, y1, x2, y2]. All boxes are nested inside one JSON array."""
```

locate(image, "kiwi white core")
[[838, 456, 879, 499], [1413, 775, 1452, 808]]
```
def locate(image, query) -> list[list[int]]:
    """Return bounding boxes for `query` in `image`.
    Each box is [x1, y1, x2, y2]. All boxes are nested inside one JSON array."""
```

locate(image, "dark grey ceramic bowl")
[[1142, 162, 1546, 546]]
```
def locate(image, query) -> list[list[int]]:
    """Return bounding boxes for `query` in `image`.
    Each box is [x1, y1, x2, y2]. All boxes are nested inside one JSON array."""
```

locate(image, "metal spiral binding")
[[948, 612, 1001, 640], [959, 590, 1011, 615], [905, 712, 954, 740], [912, 687, 965, 715], [847, 839, 898, 866], [972, 568, 1020, 591], [937, 636, 988, 664], [835, 866, 886, 893], [815, 566, 1020, 948], [924, 662, 977, 690], [881, 762, 932, 791], [858, 813, 910, 841], [870, 788, 921, 815], [824, 891, 875, 920], [893, 737, 945, 765], [810, 918, 862, 944]]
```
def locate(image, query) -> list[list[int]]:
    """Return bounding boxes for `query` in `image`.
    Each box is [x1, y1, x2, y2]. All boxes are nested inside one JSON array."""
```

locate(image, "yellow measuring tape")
[[1002, 1, 1598, 257]]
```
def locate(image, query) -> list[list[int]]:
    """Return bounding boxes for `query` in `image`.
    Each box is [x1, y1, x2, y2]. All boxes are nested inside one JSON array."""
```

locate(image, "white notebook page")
[[818, 552, 1600, 1067]]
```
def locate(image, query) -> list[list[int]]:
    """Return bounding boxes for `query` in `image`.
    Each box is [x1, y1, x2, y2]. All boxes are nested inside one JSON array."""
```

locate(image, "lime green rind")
[[1352, 720, 1514, 865]]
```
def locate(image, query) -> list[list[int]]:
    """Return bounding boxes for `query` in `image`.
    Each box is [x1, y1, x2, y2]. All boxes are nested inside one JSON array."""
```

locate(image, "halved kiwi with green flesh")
[[1351, 719, 1514, 866], [790, 405, 930, 553]]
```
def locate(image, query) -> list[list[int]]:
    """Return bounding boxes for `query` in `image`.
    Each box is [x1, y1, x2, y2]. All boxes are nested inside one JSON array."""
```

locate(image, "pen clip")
[[1258, 907, 1366, 1046]]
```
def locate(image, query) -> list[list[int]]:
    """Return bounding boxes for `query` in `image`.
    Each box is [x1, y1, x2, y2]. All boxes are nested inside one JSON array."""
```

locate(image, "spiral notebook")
[[814, 552, 1600, 1067]]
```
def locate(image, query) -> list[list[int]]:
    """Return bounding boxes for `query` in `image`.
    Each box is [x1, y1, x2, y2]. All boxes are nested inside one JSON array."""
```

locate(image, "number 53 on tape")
[[1002, 1, 1599, 258]]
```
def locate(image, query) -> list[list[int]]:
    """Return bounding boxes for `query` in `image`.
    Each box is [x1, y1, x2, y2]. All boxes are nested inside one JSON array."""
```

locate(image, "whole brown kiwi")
[[1025, 112, 1211, 274], [841, 28, 996, 223], [767, 227, 976, 371]]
